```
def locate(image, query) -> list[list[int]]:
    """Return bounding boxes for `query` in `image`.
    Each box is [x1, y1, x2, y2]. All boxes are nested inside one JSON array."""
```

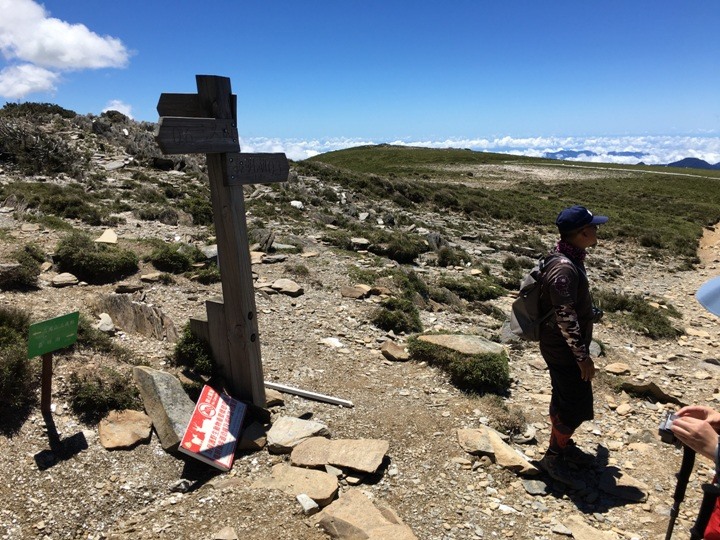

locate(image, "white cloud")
[[0, 0, 129, 99], [103, 99, 133, 119], [240, 135, 720, 165], [0, 63, 59, 98]]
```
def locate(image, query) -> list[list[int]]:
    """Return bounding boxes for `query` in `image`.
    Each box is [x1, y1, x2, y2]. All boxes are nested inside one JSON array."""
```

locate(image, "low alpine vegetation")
[[408, 335, 510, 395], [54, 231, 139, 284]]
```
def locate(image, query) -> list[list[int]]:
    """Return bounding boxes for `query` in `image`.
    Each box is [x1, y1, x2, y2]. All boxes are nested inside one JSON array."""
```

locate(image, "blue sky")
[[1, 0, 719, 162]]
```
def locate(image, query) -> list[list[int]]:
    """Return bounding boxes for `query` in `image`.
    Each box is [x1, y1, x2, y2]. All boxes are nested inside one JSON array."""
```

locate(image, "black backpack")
[[509, 254, 565, 341]]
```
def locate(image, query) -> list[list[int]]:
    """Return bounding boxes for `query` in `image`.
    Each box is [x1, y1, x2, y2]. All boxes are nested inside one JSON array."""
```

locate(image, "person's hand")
[[671, 416, 719, 461], [578, 358, 595, 382], [676, 405, 720, 429]]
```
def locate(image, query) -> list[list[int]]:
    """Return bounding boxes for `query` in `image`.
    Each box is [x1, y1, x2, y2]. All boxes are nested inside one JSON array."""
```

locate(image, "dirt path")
[[699, 223, 720, 266]]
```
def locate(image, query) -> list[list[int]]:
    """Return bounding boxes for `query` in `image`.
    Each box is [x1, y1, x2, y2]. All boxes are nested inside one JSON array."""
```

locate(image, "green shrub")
[[371, 297, 422, 334], [68, 368, 141, 423], [0, 342, 40, 409], [0, 102, 76, 118], [373, 233, 428, 264], [0, 243, 44, 290], [0, 306, 31, 336], [438, 275, 506, 302], [286, 263, 310, 277], [408, 336, 510, 394], [42, 193, 103, 225], [437, 247, 468, 267], [594, 289, 682, 339], [191, 265, 222, 285], [0, 118, 88, 177], [393, 269, 430, 300], [346, 265, 379, 285], [148, 242, 204, 274], [480, 395, 527, 437], [180, 195, 214, 226], [68, 313, 136, 363], [502, 256, 522, 272], [0, 306, 38, 409], [54, 231, 138, 284], [173, 324, 214, 376]]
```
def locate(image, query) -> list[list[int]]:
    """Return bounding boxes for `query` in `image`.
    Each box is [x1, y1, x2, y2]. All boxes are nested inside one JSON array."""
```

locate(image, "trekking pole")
[[666, 445, 696, 540]]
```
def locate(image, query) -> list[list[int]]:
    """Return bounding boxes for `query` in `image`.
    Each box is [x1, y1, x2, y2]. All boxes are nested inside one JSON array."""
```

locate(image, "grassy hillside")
[[302, 144, 720, 264]]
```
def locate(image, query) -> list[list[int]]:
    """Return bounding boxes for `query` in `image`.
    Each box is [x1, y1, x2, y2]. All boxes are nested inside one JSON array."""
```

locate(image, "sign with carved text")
[[27, 311, 79, 359], [155, 117, 239, 154], [225, 152, 289, 186]]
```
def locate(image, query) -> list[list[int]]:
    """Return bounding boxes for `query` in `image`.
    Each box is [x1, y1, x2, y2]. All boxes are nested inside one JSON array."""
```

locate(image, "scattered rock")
[[52, 272, 79, 287], [251, 463, 338, 507], [270, 278, 303, 297], [95, 229, 118, 244], [380, 340, 409, 362], [98, 410, 152, 450], [266, 416, 331, 454], [313, 489, 417, 540]]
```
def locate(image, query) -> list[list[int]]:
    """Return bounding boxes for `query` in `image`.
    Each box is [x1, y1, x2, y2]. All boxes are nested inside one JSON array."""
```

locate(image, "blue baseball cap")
[[556, 205, 609, 233], [697, 276, 720, 316]]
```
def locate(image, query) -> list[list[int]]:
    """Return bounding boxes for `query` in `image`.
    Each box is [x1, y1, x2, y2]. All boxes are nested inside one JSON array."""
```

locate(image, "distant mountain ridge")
[[543, 149, 720, 169], [666, 157, 720, 170], [543, 150, 646, 160]]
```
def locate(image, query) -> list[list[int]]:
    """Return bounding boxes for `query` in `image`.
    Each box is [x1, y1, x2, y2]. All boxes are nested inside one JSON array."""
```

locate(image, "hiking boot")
[[538, 452, 586, 490], [561, 441, 596, 467]]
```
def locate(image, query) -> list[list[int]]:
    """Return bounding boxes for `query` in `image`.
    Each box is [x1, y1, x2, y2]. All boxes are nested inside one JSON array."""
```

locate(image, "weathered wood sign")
[[155, 75, 289, 406], [225, 153, 289, 186]]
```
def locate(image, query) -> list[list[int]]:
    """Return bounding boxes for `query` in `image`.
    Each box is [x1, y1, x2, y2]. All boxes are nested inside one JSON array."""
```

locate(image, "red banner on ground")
[[179, 385, 246, 471]]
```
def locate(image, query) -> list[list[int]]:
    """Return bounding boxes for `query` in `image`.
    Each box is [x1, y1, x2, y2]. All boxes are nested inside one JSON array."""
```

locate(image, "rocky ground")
[[2, 145, 720, 540]]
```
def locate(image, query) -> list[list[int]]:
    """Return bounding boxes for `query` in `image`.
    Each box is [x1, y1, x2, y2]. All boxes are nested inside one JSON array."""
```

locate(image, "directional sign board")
[[225, 153, 289, 186], [28, 311, 79, 359], [155, 117, 239, 155]]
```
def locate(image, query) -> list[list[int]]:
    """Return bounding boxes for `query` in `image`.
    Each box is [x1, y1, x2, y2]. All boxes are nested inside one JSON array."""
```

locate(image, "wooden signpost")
[[155, 75, 289, 406]]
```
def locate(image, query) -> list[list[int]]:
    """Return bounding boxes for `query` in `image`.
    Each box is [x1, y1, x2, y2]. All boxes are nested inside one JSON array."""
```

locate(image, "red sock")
[[549, 406, 573, 453]]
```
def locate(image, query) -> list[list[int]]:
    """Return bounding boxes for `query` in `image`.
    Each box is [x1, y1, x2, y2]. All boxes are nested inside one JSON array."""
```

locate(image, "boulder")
[[132, 367, 195, 452], [266, 416, 331, 454], [93, 294, 179, 342]]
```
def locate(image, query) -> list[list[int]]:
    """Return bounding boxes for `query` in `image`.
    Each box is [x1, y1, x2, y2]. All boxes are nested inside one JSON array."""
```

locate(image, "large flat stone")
[[251, 463, 338, 507], [132, 366, 195, 452], [266, 416, 331, 454], [291, 437, 389, 474], [417, 334, 505, 356]]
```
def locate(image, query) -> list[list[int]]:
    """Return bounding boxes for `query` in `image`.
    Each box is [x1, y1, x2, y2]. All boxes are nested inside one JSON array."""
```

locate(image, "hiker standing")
[[538, 205, 608, 485], [667, 275, 720, 539]]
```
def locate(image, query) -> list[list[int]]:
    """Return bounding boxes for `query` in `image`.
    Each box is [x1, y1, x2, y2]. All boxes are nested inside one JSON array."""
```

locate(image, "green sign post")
[[28, 312, 79, 414]]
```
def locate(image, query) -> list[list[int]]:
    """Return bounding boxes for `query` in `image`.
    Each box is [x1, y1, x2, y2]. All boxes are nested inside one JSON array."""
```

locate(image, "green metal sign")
[[27, 311, 80, 359]]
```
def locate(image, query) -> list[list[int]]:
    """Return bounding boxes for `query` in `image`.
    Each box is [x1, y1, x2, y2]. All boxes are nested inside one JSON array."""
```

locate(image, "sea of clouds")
[[240, 135, 720, 166]]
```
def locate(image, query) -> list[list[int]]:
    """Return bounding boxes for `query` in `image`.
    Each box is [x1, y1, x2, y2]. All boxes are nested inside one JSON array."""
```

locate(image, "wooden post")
[[41, 353, 53, 414], [155, 75, 289, 406]]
